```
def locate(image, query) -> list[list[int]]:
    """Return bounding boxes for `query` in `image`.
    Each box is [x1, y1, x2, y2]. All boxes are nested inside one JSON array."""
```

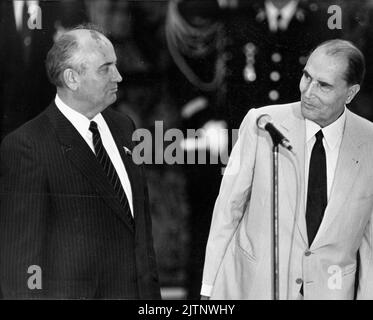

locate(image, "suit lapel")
[[46, 104, 135, 232], [279, 103, 308, 247], [311, 110, 362, 249]]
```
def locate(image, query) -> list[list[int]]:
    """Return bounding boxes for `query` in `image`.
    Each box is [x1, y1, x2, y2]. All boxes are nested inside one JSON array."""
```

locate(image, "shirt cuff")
[[200, 283, 213, 297]]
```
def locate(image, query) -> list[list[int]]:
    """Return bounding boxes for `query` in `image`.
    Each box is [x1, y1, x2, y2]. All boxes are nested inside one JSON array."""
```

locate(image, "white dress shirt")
[[265, 0, 299, 32], [55, 95, 134, 215], [201, 108, 346, 298]]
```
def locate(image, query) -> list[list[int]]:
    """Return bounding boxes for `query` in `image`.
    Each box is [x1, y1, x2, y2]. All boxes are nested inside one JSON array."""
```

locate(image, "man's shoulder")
[[242, 101, 300, 126], [347, 109, 373, 141], [1, 110, 51, 148], [259, 101, 300, 117], [103, 108, 136, 131]]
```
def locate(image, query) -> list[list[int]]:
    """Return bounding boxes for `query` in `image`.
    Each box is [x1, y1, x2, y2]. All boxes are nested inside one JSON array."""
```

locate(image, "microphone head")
[[256, 114, 272, 130]]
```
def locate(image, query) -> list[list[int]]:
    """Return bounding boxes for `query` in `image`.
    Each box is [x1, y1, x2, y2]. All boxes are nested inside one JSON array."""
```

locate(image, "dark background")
[[1, 0, 373, 299]]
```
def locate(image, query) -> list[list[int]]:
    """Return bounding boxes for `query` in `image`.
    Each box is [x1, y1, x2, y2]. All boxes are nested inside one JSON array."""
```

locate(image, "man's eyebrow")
[[302, 69, 311, 77], [318, 80, 333, 87], [302, 69, 333, 87], [98, 61, 116, 69]]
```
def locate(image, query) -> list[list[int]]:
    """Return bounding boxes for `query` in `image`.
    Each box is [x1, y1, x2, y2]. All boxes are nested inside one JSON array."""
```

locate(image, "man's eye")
[[303, 73, 310, 80], [99, 66, 109, 74], [320, 83, 331, 91]]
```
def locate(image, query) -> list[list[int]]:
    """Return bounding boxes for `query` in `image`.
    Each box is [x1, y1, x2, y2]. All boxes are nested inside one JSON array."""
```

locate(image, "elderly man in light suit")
[[201, 39, 373, 300]]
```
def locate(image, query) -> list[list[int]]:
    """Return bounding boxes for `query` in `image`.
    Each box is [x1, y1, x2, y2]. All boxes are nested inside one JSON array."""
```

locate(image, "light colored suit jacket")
[[202, 102, 373, 300]]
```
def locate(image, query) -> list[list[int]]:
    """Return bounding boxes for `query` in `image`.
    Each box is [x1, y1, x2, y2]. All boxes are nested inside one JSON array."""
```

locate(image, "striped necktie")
[[89, 121, 134, 226]]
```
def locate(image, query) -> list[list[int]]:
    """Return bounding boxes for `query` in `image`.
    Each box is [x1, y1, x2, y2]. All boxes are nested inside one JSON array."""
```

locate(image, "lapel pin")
[[62, 145, 72, 153], [123, 146, 132, 156]]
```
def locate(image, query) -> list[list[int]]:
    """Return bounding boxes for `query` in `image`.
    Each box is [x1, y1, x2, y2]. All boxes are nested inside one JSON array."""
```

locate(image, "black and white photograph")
[[1, 0, 373, 307]]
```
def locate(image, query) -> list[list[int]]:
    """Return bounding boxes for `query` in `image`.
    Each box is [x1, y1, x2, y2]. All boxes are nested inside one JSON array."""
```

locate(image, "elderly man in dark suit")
[[0, 25, 160, 299]]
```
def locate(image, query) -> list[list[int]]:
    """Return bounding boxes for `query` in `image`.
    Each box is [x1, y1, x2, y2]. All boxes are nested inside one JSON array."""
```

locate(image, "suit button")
[[305, 250, 312, 256], [272, 52, 282, 63], [296, 278, 303, 284], [269, 90, 279, 101], [24, 36, 31, 47], [270, 71, 280, 82]]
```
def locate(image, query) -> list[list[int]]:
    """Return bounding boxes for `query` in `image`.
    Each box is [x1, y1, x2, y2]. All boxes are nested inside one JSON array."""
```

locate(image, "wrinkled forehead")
[[306, 47, 348, 83]]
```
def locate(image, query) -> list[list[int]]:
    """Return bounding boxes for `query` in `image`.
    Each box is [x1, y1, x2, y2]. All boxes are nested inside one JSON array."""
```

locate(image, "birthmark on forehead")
[[89, 30, 109, 57], [89, 30, 108, 47], [90, 30, 101, 42]]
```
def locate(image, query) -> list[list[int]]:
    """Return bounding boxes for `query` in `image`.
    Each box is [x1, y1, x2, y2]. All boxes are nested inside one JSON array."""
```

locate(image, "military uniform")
[[223, 0, 342, 129]]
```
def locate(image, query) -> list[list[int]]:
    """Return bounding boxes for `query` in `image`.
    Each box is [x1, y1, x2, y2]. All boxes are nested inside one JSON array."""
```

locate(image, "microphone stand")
[[272, 143, 280, 300], [257, 114, 293, 300]]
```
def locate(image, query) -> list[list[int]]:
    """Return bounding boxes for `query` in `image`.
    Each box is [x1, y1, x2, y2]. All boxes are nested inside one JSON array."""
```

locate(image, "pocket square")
[[123, 146, 132, 155]]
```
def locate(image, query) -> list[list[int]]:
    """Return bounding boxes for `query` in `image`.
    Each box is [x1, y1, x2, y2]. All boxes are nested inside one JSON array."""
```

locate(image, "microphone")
[[256, 114, 293, 151]]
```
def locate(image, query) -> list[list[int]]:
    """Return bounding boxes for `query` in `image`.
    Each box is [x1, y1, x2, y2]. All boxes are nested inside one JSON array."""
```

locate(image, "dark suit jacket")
[[0, 102, 161, 299]]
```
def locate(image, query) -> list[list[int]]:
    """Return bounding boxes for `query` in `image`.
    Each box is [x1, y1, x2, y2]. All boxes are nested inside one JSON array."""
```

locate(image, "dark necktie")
[[21, 1, 32, 64], [276, 12, 282, 31], [306, 130, 327, 246], [89, 121, 134, 225]]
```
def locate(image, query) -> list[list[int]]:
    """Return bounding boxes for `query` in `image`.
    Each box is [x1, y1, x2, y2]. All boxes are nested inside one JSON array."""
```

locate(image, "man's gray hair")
[[313, 39, 366, 86]]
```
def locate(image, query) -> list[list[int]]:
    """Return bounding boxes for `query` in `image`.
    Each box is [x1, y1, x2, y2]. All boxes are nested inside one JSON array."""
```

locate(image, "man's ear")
[[63, 68, 80, 91], [346, 84, 360, 104]]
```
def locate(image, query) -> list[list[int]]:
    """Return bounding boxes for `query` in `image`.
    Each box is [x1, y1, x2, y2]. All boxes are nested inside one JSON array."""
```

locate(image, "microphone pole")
[[257, 114, 292, 300], [272, 143, 280, 300]]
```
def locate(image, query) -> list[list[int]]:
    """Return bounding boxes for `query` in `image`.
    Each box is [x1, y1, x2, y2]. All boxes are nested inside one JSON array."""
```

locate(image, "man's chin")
[[99, 96, 117, 112], [301, 104, 316, 121], [108, 93, 117, 104]]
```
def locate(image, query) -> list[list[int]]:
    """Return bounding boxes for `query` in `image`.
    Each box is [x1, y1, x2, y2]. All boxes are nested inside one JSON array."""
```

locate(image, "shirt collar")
[[305, 108, 346, 150], [265, 0, 298, 24], [55, 94, 104, 137]]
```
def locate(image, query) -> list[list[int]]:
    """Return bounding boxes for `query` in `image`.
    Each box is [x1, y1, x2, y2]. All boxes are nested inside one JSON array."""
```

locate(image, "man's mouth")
[[302, 100, 315, 109]]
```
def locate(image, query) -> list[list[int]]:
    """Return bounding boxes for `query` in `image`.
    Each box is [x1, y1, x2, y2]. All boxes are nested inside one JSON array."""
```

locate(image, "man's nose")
[[113, 66, 123, 83], [303, 81, 316, 98]]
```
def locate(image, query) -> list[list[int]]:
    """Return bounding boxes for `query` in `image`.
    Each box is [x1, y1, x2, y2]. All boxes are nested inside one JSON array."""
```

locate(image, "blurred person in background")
[[0, 0, 88, 139]]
